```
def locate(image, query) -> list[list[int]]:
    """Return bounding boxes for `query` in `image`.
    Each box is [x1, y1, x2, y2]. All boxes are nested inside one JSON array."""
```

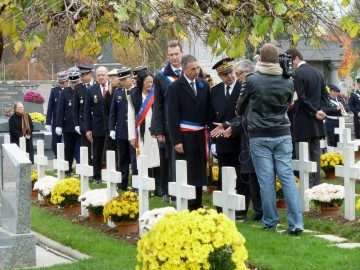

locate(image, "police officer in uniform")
[[78, 65, 95, 87], [56, 67, 81, 176], [45, 71, 69, 158]]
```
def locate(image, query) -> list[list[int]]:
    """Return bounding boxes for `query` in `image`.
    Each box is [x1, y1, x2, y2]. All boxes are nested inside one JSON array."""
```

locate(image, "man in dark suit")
[[84, 66, 109, 184], [45, 71, 69, 158], [166, 54, 211, 210], [348, 76, 360, 139], [153, 40, 183, 202], [286, 48, 329, 188]]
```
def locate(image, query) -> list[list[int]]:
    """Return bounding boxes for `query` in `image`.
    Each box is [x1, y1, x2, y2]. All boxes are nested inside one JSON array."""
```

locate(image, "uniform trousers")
[[80, 130, 92, 164], [116, 139, 130, 190], [51, 124, 62, 158], [93, 136, 105, 180], [63, 132, 79, 175]]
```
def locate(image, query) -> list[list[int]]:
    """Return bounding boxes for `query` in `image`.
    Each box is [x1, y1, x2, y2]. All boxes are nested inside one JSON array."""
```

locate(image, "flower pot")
[[31, 189, 38, 199], [324, 171, 337, 179], [89, 213, 105, 223], [64, 203, 81, 215], [115, 221, 139, 233], [320, 206, 341, 217], [207, 185, 217, 195], [355, 151, 360, 159], [43, 197, 54, 206], [276, 199, 286, 209]]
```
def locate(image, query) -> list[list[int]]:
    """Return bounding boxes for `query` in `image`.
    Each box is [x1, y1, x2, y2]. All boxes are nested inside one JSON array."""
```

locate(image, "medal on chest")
[[94, 95, 98, 103]]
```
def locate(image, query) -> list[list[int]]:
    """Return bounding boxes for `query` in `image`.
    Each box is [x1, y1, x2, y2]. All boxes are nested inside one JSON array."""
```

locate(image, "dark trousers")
[[188, 186, 203, 211], [93, 136, 105, 180], [149, 167, 162, 196], [158, 142, 173, 196], [63, 132, 79, 175], [354, 115, 360, 139], [51, 124, 62, 158], [103, 131, 117, 164], [325, 118, 339, 147], [74, 136, 80, 163], [130, 144, 137, 175], [240, 173, 262, 216], [296, 139, 321, 188], [117, 139, 130, 190], [80, 130, 92, 164]]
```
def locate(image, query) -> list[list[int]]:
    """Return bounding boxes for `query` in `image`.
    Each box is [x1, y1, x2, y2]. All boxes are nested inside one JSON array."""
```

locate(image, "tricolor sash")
[[180, 120, 209, 161], [135, 87, 155, 148], [159, 70, 178, 85]]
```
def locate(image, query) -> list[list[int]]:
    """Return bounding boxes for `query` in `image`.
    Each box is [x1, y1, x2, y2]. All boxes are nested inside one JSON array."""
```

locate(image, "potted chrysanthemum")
[[103, 191, 139, 233], [356, 199, 360, 211], [78, 188, 107, 222], [33, 175, 58, 205], [320, 152, 344, 178], [50, 177, 81, 214], [305, 183, 344, 217], [137, 209, 248, 270], [275, 175, 300, 209], [139, 207, 176, 233]]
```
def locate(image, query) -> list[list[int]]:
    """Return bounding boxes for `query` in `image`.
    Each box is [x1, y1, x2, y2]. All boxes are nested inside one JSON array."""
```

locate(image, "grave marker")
[[34, 140, 48, 179], [53, 143, 68, 181], [4, 134, 10, 144], [168, 160, 196, 211], [76, 147, 93, 216]]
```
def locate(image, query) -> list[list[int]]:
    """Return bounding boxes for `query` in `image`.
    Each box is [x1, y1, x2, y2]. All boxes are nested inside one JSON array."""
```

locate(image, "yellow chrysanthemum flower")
[[103, 191, 139, 222], [50, 177, 81, 206]]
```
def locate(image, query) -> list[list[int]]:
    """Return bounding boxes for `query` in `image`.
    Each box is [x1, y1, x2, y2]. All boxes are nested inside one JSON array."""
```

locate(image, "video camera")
[[279, 53, 295, 78]]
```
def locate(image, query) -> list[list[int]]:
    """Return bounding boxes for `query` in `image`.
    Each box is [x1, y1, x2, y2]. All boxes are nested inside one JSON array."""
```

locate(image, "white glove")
[[55, 127, 62, 136], [110, 130, 116, 140], [45, 125, 51, 132], [75, 126, 81, 134], [211, 144, 217, 156]]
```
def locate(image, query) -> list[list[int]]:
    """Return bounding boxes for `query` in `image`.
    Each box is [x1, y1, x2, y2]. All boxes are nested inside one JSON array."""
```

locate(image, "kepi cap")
[[328, 85, 340, 93], [67, 66, 81, 82], [132, 65, 147, 78], [212, 57, 235, 74], [57, 71, 69, 83], [107, 69, 121, 77], [77, 65, 94, 75], [356, 75, 360, 82], [118, 67, 132, 79]]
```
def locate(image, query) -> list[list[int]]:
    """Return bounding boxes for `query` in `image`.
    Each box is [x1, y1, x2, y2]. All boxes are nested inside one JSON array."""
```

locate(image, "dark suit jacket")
[[46, 86, 62, 126], [72, 83, 87, 130], [84, 83, 106, 137], [109, 88, 128, 140], [210, 80, 241, 153], [56, 88, 76, 133], [293, 64, 329, 141], [166, 75, 211, 186], [103, 90, 113, 132]]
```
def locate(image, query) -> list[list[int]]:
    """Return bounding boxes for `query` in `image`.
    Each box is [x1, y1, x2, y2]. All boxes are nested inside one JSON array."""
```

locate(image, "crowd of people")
[[9, 40, 360, 235]]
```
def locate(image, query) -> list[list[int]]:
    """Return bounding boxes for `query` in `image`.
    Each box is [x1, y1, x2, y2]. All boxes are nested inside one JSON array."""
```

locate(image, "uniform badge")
[[55, 98, 57, 102], [80, 99, 83, 104], [118, 96, 122, 100], [94, 95, 98, 103], [69, 101, 72, 106]]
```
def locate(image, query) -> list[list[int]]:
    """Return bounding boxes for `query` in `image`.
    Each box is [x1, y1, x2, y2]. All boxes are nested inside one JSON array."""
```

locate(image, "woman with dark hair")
[[8, 101, 34, 163], [128, 71, 161, 195]]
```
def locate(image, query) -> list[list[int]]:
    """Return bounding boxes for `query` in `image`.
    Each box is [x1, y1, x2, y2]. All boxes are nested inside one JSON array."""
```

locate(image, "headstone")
[[335, 146, 360, 221], [53, 143, 68, 181], [292, 142, 317, 212], [0, 84, 23, 115], [19, 136, 29, 159], [213, 167, 245, 223], [0, 144, 36, 269], [132, 155, 155, 235], [168, 160, 196, 211], [76, 147, 93, 216], [3, 135, 10, 144], [34, 140, 48, 179]]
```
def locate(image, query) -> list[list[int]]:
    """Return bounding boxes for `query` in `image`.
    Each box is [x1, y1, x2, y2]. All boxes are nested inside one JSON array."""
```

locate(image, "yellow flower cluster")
[[50, 177, 81, 206], [320, 152, 344, 173], [31, 169, 38, 182], [275, 175, 300, 200], [103, 191, 139, 222], [212, 165, 219, 181], [356, 199, 360, 211], [29, 112, 46, 123], [137, 209, 248, 270]]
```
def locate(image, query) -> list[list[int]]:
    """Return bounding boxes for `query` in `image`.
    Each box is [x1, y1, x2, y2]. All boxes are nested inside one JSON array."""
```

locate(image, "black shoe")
[[235, 215, 246, 221], [89, 176, 94, 183], [162, 195, 170, 203], [283, 228, 303, 235], [245, 214, 263, 222], [95, 179, 102, 185]]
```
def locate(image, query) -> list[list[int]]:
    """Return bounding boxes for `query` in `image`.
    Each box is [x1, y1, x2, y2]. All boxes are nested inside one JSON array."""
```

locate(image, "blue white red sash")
[[180, 120, 209, 161], [159, 70, 178, 85], [135, 87, 155, 147]]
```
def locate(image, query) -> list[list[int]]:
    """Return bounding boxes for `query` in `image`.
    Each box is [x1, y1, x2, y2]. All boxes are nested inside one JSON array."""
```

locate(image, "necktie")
[[102, 84, 106, 97], [225, 85, 231, 102], [190, 82, 197, 96], [175, 69, 181, 77]]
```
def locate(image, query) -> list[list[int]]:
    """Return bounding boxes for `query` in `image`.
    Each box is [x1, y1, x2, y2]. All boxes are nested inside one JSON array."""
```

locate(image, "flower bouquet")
[[139, 207, 176, 233], [320, 152, 344, 173], [276, 175, 300, 200], [137, 209, 248, 270], [305, 183, 344, 208], [103, 191, 139, 222], [33, 175, 58, 202], [24, 91, 45, 104], [29, 112, 46, 123], [50, 177, 81, 206], [78, 188, 107, 217]]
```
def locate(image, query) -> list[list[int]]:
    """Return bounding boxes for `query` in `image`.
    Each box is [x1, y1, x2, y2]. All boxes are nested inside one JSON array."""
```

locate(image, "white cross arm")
[[168, 182, 196, 200], [34, 155, 48, 166], [213, 192, 244, 211]]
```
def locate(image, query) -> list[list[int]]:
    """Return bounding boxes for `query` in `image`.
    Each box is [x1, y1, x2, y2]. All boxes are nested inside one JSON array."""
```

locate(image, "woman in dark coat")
[[8, 101, 34, 163]]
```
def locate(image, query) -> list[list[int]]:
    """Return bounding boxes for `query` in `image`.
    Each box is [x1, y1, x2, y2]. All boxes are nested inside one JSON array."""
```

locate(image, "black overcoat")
[[84, 83, 106, 137], [72, 83, 87, 131]]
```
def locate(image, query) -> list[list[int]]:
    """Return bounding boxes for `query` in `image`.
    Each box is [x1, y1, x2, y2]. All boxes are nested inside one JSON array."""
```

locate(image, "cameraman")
[[236, 43, 303, 234]]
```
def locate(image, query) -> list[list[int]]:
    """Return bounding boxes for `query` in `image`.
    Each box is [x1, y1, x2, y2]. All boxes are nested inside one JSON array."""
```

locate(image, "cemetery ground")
[[30, 173, 360, 270]]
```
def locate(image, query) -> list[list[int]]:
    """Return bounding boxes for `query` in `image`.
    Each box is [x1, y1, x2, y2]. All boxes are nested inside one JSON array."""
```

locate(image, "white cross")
[[101, 150, 122, 227], [53, 143, 69, 181], [336, 128, 360, 154], [4, 134, 10, 144], [168, 160, 196, 211], [76, 147, 93, 216], [334, 117, 346, 145], [213, 167, 245, 223], [292, 142, 317, 212], [132, 155, 155, 235], [335, 146, 360, 221], [34, 140, 48, 179], [19, 136, 29, 159]]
